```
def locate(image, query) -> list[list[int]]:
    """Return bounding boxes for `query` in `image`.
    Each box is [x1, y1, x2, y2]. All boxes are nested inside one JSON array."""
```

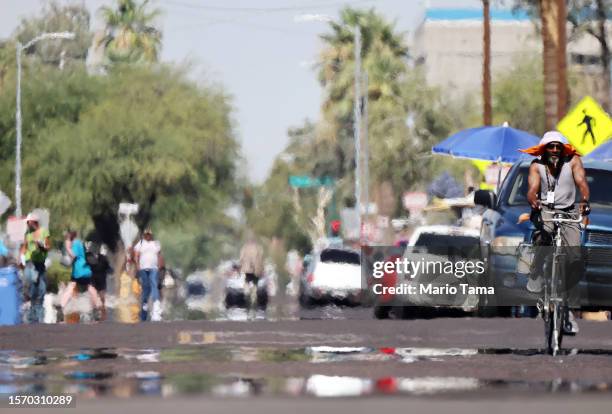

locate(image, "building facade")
[[411, 8, 605, 101]]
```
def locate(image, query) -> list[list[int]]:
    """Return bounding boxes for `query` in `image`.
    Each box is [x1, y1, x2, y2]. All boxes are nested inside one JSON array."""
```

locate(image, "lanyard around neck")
[[545, 162, 561, 192]]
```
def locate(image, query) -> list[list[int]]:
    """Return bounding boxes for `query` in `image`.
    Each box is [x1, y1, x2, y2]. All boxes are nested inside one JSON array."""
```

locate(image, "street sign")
[[557, 96, 612, 155], [289, 176, 313, 188], [289, 175, 334, 188], [402, 192, 427, 210]]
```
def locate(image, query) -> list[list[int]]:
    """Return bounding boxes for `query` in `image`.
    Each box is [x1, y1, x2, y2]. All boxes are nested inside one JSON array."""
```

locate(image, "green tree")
[[492, 53, 591, 136], [244, 152, 312, 254], [0, 40, 16, 95], [97, 0, 162, 65], [374, 69, 479, 212], [317, 7, 409, 179], [17, 66, 238, 252], [14, 1, 92, 67], [493, 55, 546, 135], [0, 62, 103, 207], [511, 0, 611, 110]]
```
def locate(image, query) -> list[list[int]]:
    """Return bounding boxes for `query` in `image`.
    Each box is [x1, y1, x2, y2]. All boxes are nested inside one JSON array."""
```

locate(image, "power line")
[[165, 0, 379, 13], [167, 17, 315, 35]]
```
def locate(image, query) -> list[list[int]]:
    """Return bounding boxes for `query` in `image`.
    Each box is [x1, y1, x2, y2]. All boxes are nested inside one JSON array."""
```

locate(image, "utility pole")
[[483, 0, 492, 125], [15, 43, 22, 217], [353, 25, 363, 243], [362, 71, 369, 226], [556, 0, 568, 119], [540, 0, 568, 129]]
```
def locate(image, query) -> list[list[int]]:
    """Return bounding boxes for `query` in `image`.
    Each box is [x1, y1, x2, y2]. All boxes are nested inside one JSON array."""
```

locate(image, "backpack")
[[85, 243, 99, 267]]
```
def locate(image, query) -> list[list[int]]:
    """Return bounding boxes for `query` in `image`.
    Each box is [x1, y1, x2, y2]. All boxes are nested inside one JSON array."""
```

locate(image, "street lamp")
[[15, 31, 75, 217]]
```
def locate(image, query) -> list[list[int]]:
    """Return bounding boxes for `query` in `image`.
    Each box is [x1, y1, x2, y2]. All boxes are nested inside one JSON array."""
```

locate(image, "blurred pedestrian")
[[87, 242, 112, 320], [0, 235, 8, 258], [134, 228, 163, 322], [0, 248, 20, 326], [60, 230, 103, 318], [239, 231, 264, 316], [19, 213, 50, 323]]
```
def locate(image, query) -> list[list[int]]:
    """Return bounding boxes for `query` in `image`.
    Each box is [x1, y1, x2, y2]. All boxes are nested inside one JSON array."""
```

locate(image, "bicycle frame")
[[539, 210, 583, 356]]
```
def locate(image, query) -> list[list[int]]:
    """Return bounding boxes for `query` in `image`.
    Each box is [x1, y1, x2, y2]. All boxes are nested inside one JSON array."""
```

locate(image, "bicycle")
[[537, 209, 584, 356]]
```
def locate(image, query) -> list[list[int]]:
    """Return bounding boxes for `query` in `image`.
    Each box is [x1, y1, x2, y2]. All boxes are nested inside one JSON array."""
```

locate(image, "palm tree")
[[317, 8, 410, 214], [97, 0, 162, 64], [317, 8, 409, 177]]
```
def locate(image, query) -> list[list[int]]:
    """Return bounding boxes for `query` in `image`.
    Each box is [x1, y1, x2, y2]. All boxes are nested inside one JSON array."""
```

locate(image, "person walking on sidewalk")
[[86, 241, 112, 321], [20, 213, 50, 323], [60, 230, 103, 318], [134, 228, 163, 321]]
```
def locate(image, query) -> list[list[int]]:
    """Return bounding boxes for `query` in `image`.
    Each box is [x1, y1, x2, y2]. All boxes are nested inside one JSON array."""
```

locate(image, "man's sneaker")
[[527, 275, 543, 293], [563, 311, 579, 335], [151, 300, 162, 322]]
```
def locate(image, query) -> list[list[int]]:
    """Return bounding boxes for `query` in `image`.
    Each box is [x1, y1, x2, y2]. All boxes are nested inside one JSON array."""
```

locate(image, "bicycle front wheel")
[[544, 303, 563, 355]]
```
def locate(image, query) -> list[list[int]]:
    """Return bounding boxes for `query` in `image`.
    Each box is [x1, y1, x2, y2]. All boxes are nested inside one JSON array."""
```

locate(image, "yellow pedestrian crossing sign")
[[557, 96, 612, 155]]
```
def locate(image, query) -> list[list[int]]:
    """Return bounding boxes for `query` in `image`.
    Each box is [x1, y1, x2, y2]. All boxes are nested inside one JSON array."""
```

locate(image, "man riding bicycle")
[[521, 131, 591, 334]]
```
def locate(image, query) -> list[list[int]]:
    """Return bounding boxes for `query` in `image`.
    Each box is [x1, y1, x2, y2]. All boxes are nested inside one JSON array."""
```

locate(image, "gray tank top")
[[536, 158, 576, 209]]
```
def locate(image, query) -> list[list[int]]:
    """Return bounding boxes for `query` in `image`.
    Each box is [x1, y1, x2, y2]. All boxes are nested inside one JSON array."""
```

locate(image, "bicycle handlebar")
[[540, 210, 583, 224]]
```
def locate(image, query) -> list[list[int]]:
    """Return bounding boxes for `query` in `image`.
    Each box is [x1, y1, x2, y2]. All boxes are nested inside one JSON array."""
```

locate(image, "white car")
[[374, 225, 481, 319], [407, 225, 480, 248], [184, 272, 209, 312], [300, 247, 363, 306]]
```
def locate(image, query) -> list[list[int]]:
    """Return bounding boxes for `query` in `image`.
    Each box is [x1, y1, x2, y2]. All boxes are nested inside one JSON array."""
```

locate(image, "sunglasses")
[[546, 143, 563, 150]]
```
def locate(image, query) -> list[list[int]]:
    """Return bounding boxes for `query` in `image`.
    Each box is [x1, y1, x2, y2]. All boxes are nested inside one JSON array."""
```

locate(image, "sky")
[[1, 0, 482, 182]]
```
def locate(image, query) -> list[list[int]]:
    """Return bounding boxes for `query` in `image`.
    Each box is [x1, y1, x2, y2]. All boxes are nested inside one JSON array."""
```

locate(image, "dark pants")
[[245, 273, 259, 285], [24, 262, 46, 323]]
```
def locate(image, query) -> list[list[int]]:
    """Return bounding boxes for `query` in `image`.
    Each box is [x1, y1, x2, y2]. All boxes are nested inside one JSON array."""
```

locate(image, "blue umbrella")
[[432, 124, 540, 163], [585, 139, 612, 161]]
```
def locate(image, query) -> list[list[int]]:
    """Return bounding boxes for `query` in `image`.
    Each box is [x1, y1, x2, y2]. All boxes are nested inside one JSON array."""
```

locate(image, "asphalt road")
[[1, 304, 612, 413]]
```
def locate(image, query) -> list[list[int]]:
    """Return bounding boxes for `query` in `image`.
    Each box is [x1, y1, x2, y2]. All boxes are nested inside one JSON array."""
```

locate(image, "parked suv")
[[475, 159, 612, 313]]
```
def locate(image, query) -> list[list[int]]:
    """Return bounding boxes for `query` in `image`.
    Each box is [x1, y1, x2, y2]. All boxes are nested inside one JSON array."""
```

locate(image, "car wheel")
[[257, 289, 268, 309], [299, 292, 314, 308], [374, 305, 391, 319], [224, 294, 234, 308]]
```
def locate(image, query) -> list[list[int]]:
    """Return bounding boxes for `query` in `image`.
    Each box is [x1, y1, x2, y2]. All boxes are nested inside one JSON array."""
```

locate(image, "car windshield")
[[507, 166, 612, 206], [413, 234, 480, 259], [320, 249, 360, 265]]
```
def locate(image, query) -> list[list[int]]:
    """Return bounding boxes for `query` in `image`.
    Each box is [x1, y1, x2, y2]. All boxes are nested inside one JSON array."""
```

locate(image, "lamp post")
[[15, 32, 75, 217]]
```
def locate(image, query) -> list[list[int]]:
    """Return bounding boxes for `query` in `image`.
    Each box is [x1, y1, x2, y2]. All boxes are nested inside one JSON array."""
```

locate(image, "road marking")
[[178, 331, 217, 345]]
